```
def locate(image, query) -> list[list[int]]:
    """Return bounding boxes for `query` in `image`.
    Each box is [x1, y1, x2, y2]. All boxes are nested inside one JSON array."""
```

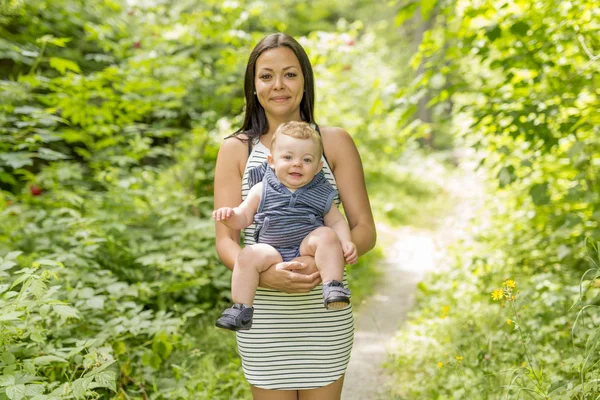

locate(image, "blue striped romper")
[[247, 162, 338, 261], [237, 139, 354, 390]]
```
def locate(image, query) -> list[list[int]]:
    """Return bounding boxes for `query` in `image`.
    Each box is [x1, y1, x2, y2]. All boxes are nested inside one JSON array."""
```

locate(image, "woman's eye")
[[260, 74, 272, 80], [286, 72, 297, 78]]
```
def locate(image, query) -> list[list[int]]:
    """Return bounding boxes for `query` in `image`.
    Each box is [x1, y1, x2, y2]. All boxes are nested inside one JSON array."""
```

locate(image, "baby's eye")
[[283, 155, 292, 160], [303, 158, 312, 163]]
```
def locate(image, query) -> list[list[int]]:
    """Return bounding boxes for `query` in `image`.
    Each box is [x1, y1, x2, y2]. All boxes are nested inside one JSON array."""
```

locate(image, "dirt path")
[[341, 152, 484, 400]]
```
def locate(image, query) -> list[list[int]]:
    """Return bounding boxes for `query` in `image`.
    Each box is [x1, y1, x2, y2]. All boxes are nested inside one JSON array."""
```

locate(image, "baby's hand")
[[213, 207, 234, 222], [341, 241, 358, 264]]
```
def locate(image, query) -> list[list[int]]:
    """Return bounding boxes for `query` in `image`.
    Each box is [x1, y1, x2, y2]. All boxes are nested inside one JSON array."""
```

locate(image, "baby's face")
[[268, 135, 323, 191]]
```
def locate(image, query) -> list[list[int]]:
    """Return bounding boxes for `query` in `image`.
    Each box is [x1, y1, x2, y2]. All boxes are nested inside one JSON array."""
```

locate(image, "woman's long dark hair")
[[232, 33, 316, 143]]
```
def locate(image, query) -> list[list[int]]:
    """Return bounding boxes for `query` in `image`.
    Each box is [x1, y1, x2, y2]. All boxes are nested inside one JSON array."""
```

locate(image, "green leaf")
[[1, 352, 16, 365], [35, 259, 63, 267], [92, 371, 116, 392], [6, 384, 26, 400], [5, 251, 22, 261], [395, 2, 418, 27], [421, 0, 438, 20], [486, 25, 502, 41], [72, 377, 92, 399], [84, 361, 116, 378], [52, 305, 80, 320], [0, 375, 15, 387], [530, 183, 550, 205], [13, 106, 41, 114], [497, 165, 515, 188], [33, 356, 68, 365], [510, 21, 531, 36], [29, 278, 46, 298], [49, 57, 81, 74], [37, 35, 71, 47], [369, 97, 383, 116], [86, 296, 105, 309], [0, 261, 17, 271], [30, 332, 45, 343], [152, 332, 173, 360], [0, 172, 17, 185], [0, 311, 24, 321], [37, 148, 71, 161], [0, 152, 34, 169], [10, 272, 33, 290], [24, 384, 44, 397]]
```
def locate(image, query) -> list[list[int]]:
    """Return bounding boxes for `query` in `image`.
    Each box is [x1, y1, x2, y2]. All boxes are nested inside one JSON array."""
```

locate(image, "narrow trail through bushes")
[[342, 153, 485, 399]]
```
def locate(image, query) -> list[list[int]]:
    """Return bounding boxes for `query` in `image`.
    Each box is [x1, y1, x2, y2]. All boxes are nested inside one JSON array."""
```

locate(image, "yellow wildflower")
[[437, 362, 443, 368], [504, 279, 516, 288], [455, 356, 463, 362], [507, 319, 512, 325], [440, 306, 450, 319], [491, 289, 504, 301]]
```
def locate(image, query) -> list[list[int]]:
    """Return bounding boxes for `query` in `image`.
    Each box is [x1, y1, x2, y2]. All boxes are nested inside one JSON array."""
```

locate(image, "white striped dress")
[[237, 139, 354, 390]]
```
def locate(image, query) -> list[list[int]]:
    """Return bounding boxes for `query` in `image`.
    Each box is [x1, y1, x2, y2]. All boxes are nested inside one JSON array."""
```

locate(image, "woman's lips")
[[271, 96, 290, 102]]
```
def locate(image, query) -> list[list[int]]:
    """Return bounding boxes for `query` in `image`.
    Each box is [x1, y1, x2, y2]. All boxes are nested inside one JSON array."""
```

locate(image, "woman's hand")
[[258, 256, 321, 293]]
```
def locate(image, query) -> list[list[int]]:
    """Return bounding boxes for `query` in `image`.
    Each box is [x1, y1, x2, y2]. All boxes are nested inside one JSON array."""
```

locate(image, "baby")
[[213, 121, 356, 331]]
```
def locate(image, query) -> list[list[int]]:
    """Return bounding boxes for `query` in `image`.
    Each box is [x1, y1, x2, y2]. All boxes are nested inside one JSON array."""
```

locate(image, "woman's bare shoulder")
[[218, 133, 250, 175], [219, 133, 249, 153], [320, 126, 357, 168], [320, 126, 350, 138]]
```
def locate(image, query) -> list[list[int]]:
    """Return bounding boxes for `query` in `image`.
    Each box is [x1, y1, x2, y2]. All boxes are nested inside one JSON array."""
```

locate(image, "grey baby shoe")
[[216, 304, 254, 331], [323, 280, 351, 310]]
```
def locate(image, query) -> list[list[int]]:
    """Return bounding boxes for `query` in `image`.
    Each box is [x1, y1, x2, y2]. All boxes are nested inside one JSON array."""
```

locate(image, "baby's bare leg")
[[299, 227, 344, 284], [232, 244, 283, 305]]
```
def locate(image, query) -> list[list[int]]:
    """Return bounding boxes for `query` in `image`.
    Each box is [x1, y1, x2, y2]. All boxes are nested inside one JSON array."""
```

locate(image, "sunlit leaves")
[[395, 2, 418, 26], [36, 36, 72, 48], [48, 57, 80, 74]]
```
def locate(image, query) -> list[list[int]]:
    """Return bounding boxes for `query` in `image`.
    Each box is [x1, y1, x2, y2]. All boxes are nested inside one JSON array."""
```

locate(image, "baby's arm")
[[324, 205, 358, 264], [213, 183, 262, 230]]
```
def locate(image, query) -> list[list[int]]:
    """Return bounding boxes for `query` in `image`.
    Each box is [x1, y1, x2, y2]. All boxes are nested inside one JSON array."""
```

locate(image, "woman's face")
[[254, 47, 305, 123]]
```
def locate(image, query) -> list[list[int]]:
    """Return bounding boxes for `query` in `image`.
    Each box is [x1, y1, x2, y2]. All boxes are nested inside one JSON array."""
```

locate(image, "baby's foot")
[[216, 304, 254, 331], [322, 280, 351, 310]]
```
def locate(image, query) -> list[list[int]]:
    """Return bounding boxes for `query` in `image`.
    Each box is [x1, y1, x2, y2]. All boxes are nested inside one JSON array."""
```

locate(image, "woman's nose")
[[274, 75, 285, 89]]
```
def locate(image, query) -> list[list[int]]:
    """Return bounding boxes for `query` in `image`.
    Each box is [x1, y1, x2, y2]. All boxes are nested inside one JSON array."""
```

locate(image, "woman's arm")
[[322, 126, 377, 256], [214, 137, 248, 270]]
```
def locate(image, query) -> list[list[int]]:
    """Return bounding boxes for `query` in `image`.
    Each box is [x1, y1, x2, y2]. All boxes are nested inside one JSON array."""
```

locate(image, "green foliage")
[[386, 0, 599, 397]]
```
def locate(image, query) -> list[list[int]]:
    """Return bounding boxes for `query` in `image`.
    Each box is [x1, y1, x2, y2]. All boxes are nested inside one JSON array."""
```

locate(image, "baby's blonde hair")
[[271, 121, 323, 158]]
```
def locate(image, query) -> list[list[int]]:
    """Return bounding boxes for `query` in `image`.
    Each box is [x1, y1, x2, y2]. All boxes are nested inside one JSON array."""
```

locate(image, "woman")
[[214, 33, 376, 400]]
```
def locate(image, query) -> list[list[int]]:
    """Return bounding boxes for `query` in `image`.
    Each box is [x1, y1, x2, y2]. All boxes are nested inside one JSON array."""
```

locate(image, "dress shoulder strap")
[[312, 123, 329, 165]]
